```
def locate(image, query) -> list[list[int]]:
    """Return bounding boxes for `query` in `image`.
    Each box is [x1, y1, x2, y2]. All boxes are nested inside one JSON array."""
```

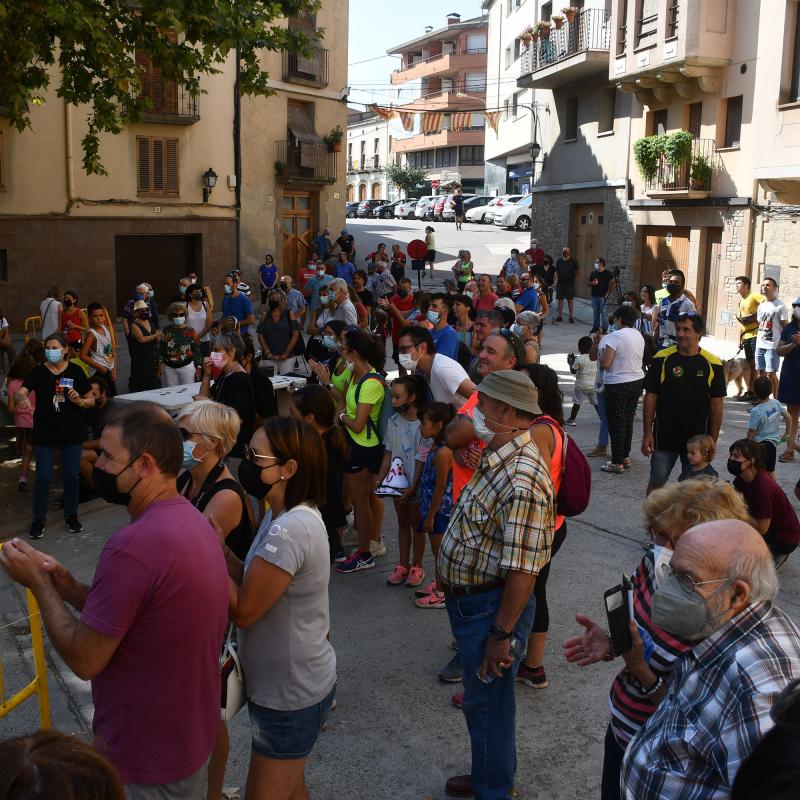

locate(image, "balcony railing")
[[283, 47, 329, 87], [275, 140, 337, 183], [645, 138, 716, 195], [395, 46, 488, 73], [521, 9, 610, 76], [347, 156, 382, 172], [139, 78, 199, 124]]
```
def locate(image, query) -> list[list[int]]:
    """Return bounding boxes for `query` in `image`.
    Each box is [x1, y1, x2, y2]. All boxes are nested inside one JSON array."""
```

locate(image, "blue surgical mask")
[[148, 290, 155, 299], [179, 285, 187, 294], [511, 323, 523, 336], [224, 284, 233, 294], [45, 348, 63, 364], [464, 291, 474, 300], [182, 440, 205, 470], [323, 335, 337, 350], [319, 295, 330, 306], [173, 316, 186, 326], [426, 310, 440, 325]]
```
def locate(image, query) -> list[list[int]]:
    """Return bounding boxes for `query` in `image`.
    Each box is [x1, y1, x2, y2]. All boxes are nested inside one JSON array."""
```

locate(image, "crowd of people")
[[1, 227, 800, 800]]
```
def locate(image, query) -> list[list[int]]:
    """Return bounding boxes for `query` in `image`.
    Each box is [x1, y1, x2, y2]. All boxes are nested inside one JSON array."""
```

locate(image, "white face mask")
[[399, 352, 418, 371], [622, 301, 633, 307], [651, 544, 672, 590], [471, 408, 495, 444]]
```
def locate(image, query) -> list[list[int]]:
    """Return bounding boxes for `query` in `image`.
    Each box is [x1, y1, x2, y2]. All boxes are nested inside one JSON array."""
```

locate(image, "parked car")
[[432, 194, 451, 221], [465, 197, 500, 224], [498, 194, 533, 230], [492, 194, 525, 225], [414, 196, 437, 220], [346, 201, 360, 218], [357, 198, 386, 218], [395, 199, 418, 219], [372, 200, 400, 219], [443, 194, 486, 222]]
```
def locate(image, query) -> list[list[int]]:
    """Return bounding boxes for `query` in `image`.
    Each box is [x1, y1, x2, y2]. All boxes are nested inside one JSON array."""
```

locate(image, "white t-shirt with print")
[[756, 299, 790, 350]]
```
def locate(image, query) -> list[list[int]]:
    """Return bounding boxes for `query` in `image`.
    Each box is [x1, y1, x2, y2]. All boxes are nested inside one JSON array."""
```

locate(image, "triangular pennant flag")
[[485, 111, 502, 134], [369, 104, 396, 120], [399, 111, 415, 131], [451, 112, 473, 131], [421, 111, 443, 134]]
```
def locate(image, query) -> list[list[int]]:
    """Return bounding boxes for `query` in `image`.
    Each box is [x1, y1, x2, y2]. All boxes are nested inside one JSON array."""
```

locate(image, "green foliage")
[[386, 163, 429, 196], [0, 0, 321, 174], [324, 124, 343, 146], [633, 134, 666, 183], [690, 154, 712, 186], [663, 130, 694, 167]]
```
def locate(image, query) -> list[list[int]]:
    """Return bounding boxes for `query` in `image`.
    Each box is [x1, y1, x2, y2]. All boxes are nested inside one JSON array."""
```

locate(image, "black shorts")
[[426, 250, 436, 264], [760, 440, 777, 472], [556, 286, 575, 301], [344, 441, 385, 474], [743, 338, 756, 364]]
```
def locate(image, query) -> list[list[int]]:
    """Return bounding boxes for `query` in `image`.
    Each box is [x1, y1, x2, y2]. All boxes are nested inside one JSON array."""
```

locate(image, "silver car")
[[414, 196, 436, 220], [394, 199, 418, 219], [492, 194, 525, 225]]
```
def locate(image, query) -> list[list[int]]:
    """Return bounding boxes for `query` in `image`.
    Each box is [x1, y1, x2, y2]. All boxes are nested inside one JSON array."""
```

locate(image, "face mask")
[[93, 460, 140, 506], [179, 285, 187, 294], [148, 290, 155, 299], [662, 282, 669, 290], [182, 440, 205, 470], [464, 291, 474, 300], [533, 283, 541, 290], [269, 300, 280, 311], [651, 573, 730, 641], [426, 310, 440, 325], [238, 458, 280, 500], [280, 283, 289, 292], [511, 323, 524, 337], [45, 348, 63, 364], [210, 352, 227, 369], [397, 289, 409, 298], [471, 407, 495, 444], [322, 335, 337, 350], [135, 293, 145, 301], [651, 545, 672, 590], [399, 352, 418, 371], [727, 458, 745, 477], [224, 284, 233, 294], [318, 269, 326, 277], [594, 262, 600, 269], [173, 316, 185, 326], [319, 295, 330, 306], [622, 301, 633, 306], [64, 299, 74, 308], [393, 402, 410, 414], [666, 283, 681, 296]]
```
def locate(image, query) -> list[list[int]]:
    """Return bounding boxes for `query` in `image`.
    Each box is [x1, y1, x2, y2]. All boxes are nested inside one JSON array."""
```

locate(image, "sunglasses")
[[244, 445, 281, 464], [676, 311, 700, 319], [179, 428, 200, 440]]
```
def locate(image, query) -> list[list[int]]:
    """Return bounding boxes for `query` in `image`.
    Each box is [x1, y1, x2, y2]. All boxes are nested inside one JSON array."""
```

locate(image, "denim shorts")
[[756, 347, 780, 373], [249, 684, 336, 760], [418, 511, 451, 535], [649, 449, 689, 485]]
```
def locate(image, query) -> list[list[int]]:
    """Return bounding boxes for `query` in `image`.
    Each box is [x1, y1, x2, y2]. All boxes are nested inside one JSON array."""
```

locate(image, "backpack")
[[532, 417, 592, 517], [354, 373, 393, 442]]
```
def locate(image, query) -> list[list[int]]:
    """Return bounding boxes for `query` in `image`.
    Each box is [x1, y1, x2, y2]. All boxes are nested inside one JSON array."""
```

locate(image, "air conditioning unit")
[[442, 42, 455, 54]]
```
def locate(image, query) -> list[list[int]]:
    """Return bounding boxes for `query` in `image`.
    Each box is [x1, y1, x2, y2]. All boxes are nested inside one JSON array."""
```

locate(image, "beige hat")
[[133, 300, 148, 311], [477, 369, 542, 416], [494, 296, 517, 312]]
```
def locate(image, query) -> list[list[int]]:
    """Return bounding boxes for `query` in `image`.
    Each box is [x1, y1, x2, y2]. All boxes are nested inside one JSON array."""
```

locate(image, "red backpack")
[[532, 417, 592, 517]]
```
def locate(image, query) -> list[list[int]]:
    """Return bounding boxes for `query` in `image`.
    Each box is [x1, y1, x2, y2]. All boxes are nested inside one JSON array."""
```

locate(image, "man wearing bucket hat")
[[438, 370, 555, 800]]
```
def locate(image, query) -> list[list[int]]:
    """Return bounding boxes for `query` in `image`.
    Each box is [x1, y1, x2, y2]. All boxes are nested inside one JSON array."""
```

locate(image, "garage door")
[[115, 235, 201, 316], [640, 226, 690, 290]]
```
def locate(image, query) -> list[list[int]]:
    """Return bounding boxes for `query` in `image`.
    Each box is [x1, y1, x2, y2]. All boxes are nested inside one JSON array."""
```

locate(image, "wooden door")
[[701, 227, 723, 333], [640, 226, 690, 289], [572, 204, 605, 298], [281, 192, 314, 279]]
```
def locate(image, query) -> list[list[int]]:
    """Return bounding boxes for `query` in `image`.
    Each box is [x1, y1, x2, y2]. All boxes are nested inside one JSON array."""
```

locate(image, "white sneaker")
[[370, 539, 388, 558], [342, 525, 358, 548]]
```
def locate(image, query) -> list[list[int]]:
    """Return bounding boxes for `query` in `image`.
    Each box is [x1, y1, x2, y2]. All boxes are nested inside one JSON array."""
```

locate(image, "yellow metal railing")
[[0, 587, 52, 729]]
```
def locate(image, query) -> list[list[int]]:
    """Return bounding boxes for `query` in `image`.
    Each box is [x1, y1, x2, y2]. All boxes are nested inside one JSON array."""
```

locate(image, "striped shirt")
[[622, 601, 800, 800], [438, 430, 555, 587], [609, 551, 692, 746]]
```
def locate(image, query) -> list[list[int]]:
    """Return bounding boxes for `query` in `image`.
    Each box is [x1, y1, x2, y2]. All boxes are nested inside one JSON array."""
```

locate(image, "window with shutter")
[[137, 136, 180, 195]]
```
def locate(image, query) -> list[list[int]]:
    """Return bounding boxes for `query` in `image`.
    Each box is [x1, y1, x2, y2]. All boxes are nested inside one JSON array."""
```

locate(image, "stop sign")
[[431, 179, 441, 189], [407, 239, 427, 260]]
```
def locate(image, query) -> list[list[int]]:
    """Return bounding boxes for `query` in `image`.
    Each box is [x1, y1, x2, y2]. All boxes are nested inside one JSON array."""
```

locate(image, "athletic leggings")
[[604, 379, 643, 465], [532, 521, 567, 633]]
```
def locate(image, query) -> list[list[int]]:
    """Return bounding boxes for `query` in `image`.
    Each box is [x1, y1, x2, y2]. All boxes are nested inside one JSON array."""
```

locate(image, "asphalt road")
[[2, 296, 800, 799]]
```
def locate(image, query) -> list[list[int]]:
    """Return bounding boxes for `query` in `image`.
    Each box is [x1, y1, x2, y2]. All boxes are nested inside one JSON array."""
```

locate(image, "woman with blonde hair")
[[563, 479, 752, 800], [176, 398, 253, 800]]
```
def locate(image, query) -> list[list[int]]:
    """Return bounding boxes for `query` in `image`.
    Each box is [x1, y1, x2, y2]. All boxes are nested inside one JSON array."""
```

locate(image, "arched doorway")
[[359, 183, 367, 200], [371, 182, 382, 199], [346, 184, 355, 201]]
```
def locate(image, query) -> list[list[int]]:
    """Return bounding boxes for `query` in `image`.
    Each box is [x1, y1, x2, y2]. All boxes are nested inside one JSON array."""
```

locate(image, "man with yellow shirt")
[[736, 275, 765, 400]]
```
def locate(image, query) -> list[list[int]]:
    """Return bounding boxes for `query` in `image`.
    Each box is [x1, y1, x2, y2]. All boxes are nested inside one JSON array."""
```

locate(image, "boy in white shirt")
[[566, 336, 598, 426]]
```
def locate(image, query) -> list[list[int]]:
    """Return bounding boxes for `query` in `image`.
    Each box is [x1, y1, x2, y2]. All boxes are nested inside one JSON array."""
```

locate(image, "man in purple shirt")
[[0, 402, 229, 798]]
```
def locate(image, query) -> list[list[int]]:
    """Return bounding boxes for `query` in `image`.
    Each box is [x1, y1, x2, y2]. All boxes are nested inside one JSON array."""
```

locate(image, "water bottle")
[[477, 635, 524, 685]]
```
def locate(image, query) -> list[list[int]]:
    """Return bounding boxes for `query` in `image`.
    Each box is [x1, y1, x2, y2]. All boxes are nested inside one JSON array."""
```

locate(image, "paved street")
[[2, 290, 800, 799]]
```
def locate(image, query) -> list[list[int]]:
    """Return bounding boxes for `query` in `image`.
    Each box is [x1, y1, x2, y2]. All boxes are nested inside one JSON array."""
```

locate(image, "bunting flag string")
[[368, 104, 396, 120], [421, 111, 444, 134], [484, 111, 502, 134], [365, 104, 502, 134], [450, 112, 473, 131], [398, 111, 415, 131]]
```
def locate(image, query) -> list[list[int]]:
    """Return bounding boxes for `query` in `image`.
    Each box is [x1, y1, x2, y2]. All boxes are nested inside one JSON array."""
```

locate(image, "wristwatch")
[[326, 383, 334, 390], [489, 624, 513, 641]]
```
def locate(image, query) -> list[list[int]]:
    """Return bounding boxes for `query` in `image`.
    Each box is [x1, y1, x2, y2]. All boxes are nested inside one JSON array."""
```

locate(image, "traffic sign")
[[431, 179, 440, 189], [407, 239, 427, 260]]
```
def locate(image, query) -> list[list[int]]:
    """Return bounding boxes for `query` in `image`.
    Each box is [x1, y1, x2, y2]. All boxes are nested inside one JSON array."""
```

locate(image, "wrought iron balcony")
[[139, 79, 199, 124], [275, 140, 337, 183], [644, 138, 717, 198], [283, 47, 329, 87], [518, 9, 611, 89]]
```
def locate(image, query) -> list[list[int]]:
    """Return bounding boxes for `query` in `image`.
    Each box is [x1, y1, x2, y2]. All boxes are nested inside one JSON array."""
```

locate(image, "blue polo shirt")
[[516, 287, 540, 313], [336, 261, 356, 285], [431, 325, 459, 361], [222, 292, 254, 334]]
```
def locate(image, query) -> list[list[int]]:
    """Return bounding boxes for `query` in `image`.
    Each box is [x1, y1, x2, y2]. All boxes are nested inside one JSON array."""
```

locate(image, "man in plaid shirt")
[[622, 520, 800, 799], [438, 370, 555, 800]]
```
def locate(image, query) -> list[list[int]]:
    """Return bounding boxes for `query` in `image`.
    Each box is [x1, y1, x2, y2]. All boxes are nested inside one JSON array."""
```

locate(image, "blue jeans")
[[33, 443, 82, 523], [597, 392, 609, 448], [648, 449, 689, 486], [591, 296, 607, 331], [446, 587, 536, 800]]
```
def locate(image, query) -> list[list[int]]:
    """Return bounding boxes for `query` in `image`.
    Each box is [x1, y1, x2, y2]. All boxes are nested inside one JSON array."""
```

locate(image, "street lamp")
[[202, 167, 218, 203]]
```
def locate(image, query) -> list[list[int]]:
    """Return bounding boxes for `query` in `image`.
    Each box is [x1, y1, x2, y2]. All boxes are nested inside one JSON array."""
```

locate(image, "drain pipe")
[[64, 100, 76, 212], [233, 44, 242, 268]]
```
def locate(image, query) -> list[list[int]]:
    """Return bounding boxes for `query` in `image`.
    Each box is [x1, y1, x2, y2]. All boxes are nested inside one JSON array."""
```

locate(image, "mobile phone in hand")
[[604, 584, 633, 656]]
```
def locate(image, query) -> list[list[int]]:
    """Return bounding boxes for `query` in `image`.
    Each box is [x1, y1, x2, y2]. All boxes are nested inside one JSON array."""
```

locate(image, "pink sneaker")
[[451, 691, 464, 709], [405, 565, 425, 587], [387, 564, 410, 586], [414, 580, 437, 599], [415, 589, 446, 609]]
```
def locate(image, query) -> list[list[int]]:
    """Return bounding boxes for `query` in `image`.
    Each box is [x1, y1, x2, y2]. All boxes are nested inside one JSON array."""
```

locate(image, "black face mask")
[[238, 458, 281, 500], [393, 402, 410, 414], [666, 283, 681, 295], [280, 284, 289, 292], [64, 300, 74, 308], [268, 300, 280, 311], [93, 459, 140, 506], [727, 458, 745, 477], [397, 289, 409, 298]]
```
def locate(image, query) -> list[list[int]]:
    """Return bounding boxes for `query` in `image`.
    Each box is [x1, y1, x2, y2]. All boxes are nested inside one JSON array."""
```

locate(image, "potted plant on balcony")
[[663, 130, 693, 168], [690, 154, 712, 190], [633, 134, 665, 183], [562, 6, 579, 23], [521, 25, 534, 46], [274, 160, 288, 176], [537, 20, 552, 39], [551, 14, 565, 29], [324, 125, 344, 153]]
